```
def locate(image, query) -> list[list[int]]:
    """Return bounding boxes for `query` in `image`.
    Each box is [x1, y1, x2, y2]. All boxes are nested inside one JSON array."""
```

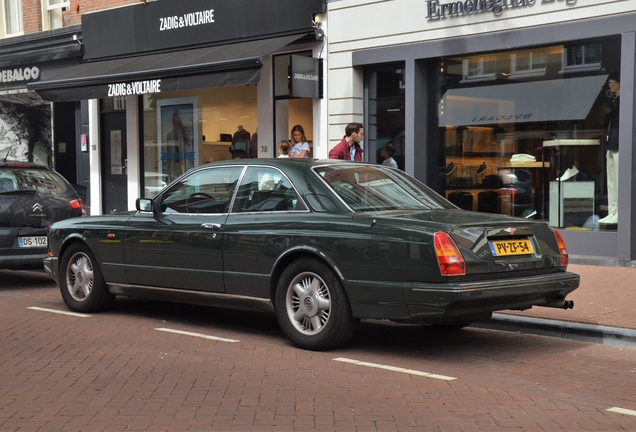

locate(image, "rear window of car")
[[0, 167, 68, 194], [314, 164, 452, 212]]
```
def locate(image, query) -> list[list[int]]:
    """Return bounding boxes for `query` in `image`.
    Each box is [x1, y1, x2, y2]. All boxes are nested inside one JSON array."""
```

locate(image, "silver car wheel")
[[285, 271, 331, 335], [65, 251, 94, 302]]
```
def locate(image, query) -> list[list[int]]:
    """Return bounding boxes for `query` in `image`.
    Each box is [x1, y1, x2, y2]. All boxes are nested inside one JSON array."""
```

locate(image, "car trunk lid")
[[357, 209, 565, 275]]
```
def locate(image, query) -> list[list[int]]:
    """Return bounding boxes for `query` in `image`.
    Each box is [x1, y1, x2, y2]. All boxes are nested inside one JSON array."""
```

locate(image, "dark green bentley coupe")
[[44, 159, 579, 350]]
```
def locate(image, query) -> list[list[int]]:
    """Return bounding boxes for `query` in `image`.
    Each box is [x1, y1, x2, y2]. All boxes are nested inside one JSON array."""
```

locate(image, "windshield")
[[314, 164, 452, 212]]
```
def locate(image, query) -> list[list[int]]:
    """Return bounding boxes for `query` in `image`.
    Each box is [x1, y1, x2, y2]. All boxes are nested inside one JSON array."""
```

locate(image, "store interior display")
[[438, 37, 620, 231]]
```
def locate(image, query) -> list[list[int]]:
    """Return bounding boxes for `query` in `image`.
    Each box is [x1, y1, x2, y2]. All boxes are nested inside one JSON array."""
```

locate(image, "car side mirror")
[[136, 198, 153, 212]]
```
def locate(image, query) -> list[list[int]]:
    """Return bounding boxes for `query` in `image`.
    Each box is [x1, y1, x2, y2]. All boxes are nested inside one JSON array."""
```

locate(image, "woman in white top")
[[288, 125, 311, 158], [380, 142, 398, 168]]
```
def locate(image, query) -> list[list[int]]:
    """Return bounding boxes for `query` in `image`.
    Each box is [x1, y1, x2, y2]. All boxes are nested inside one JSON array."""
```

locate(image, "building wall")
[[325, 0, 636, 153], [22, 0, 43, 33], [22, 0, 142, 33]]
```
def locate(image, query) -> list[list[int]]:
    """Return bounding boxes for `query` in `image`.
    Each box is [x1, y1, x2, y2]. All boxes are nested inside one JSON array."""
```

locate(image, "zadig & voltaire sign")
[[426, 0, 576, 19]]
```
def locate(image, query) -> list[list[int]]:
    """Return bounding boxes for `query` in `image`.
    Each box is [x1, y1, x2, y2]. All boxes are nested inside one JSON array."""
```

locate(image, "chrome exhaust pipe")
[[542, 299, 574, 309]]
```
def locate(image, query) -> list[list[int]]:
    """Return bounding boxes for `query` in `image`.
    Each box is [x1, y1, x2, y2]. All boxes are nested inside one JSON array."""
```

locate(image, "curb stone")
[[472, 313, 636, 349]]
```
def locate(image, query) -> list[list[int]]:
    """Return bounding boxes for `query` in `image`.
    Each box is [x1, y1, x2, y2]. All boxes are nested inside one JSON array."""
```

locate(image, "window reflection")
[[367, 65, 406, 171], [437, 36, 620, 231]]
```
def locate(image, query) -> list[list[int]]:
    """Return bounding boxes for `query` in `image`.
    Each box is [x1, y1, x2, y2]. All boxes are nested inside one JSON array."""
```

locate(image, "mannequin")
[[230, 125, 251, 159], [598, 75, 620, 225]]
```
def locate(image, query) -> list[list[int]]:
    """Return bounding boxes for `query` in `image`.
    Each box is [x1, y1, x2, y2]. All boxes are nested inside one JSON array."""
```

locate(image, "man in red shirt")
[[329, 123, 364, 161]]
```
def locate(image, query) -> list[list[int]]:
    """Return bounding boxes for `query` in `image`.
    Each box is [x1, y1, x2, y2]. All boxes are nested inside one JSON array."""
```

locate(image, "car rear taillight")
[[434, 232, 465, 276], [553, 229, 568, 267], [6, 163, 29, 168], [69, 199, 86, 216]]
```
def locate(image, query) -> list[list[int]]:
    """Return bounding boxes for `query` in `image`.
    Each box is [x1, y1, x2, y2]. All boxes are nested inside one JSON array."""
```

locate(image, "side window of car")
[[159, 166, 242, 214], [232, 167, 305, 213]]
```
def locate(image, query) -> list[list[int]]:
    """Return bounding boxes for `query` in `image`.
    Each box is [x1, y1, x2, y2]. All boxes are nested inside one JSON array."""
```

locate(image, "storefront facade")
[[327, 0, 636, 264], [30, 0, 326, 215]]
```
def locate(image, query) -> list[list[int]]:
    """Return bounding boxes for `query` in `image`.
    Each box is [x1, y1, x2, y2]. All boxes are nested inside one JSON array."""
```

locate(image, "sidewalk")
[[499, 264, 636, 330], [484, 263, 636, 347]]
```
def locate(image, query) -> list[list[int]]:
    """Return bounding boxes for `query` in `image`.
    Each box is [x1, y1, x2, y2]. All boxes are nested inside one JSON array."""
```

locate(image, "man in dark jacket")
[[329, 122, 364, 161]]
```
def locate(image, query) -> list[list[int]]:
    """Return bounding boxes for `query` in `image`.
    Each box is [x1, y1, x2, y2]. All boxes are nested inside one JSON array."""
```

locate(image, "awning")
[[438, 75, 608, 127], [28, 34, 305, 102]]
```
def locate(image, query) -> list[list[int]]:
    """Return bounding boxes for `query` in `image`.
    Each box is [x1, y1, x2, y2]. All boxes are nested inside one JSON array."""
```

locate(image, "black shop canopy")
[[29, 34, 304, 102], [438, 74, 608, 127]]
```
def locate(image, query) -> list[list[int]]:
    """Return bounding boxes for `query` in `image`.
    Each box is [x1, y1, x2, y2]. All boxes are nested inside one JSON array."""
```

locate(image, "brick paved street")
[[1, 269, 636, 431]]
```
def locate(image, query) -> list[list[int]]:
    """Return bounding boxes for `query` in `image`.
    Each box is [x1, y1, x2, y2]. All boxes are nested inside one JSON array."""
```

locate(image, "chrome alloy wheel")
[[285, 271, 331, 335], [65, 251, 94, 302]]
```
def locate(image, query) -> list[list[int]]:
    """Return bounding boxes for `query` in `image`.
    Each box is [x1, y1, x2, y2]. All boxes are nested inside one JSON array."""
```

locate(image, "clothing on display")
[[230, 125, 252, 158], [510, 153, 536, 162], [599, 78, 620, 224], [476, 162, 487, 175]]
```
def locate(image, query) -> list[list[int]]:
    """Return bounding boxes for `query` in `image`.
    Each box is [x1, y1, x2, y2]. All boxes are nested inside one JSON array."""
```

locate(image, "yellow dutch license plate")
[[489, 239, 534, 256]]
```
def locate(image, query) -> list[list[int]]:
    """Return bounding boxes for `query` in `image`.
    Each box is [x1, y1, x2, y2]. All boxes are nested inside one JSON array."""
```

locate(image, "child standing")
[[278, 140, 291, 158]]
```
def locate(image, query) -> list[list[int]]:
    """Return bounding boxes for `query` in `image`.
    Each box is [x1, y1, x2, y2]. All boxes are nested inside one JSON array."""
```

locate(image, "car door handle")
[[201, 223, 222, 230]]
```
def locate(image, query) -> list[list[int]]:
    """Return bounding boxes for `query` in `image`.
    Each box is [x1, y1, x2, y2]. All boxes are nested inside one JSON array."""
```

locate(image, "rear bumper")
[[404, 271, 580, 320], [345, 271, 580, 322], [0, 253, 47, 270]]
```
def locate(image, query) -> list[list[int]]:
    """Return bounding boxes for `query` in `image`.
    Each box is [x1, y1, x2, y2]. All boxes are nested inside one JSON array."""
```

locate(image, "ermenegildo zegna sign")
[[426, 0, 576, 19], [82, 0, 324, 61]]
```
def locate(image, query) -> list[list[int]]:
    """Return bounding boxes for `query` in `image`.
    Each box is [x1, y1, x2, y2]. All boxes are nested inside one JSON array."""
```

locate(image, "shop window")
[[142, 85, 258, 197], [437, 37, 620, 232], [42, 0, 69, 30], [3, 0, 23, 36], [366, 64, 405, 170]]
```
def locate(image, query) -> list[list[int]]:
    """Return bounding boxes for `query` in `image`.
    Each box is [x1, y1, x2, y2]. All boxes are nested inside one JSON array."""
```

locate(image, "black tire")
[[59, 243, 115, 313], [275, 257, 359, 351]]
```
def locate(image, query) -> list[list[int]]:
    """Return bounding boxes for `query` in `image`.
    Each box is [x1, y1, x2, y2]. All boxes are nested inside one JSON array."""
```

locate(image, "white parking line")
[[333, 357, 457, 381], [154, 327, 240, 343], [27, 306, 91, 318], [607, 407, 636, 417]]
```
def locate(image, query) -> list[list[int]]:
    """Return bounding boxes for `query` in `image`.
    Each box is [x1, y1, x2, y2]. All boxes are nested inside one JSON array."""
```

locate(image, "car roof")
[[200, 158, 368, 169]]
